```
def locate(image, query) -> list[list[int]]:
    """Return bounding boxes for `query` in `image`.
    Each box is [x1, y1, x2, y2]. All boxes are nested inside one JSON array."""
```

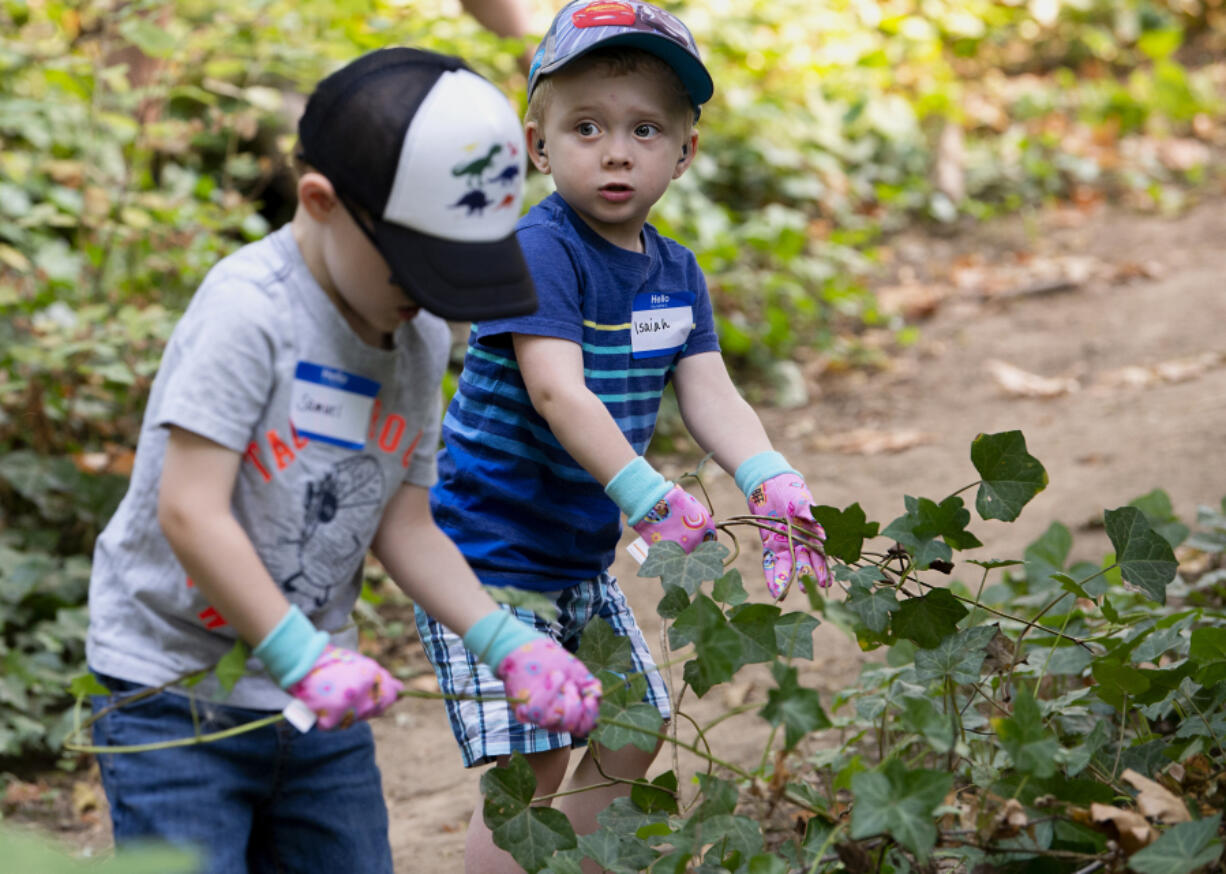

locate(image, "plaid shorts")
[[414, 572, 671, 768]]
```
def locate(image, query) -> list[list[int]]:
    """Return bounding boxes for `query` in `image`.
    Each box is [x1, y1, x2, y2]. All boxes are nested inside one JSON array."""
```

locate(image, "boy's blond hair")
[[525, 46, 695, 130]]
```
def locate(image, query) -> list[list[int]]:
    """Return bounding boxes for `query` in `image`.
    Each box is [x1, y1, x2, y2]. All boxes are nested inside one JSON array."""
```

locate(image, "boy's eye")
[[576, 122, 597, 136], [635, 124, 659, 137]]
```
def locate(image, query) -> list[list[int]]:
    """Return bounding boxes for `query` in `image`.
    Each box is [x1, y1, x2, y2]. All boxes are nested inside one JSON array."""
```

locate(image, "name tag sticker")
[[291, 362, 380, 450], [630, 291, 694, 359]]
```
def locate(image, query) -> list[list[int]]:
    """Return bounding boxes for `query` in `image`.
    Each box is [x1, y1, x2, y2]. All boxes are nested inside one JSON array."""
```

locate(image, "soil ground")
[[7, 195, 1226, 870]]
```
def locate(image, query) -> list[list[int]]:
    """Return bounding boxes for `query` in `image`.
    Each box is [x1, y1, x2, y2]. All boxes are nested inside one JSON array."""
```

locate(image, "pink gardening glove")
[[632, 485, 717, 554], [748, 474, 830, 598], [287, 644, 403, 730], [496, 638, 602, 737]]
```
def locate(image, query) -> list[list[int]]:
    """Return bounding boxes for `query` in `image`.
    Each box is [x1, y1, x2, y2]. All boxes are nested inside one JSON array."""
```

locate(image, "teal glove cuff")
[[605, 456, 672, 525], [734, 451, 798, 496], [463, 609, 544, 669], [253, 605, 330, 689]]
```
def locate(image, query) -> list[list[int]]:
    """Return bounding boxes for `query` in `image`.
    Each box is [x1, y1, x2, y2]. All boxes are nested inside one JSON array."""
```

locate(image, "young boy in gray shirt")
[[86, 47, 599, 874]]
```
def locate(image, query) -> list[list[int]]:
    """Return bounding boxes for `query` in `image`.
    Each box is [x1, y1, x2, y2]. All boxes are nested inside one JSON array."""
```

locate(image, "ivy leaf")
[[214, 639, 249, 694], [972, 430, 1048, 522], [691, 773, 740, 821], [992, 687, 1060, 778], [747, 854, 790, 874], [811, 503, 879, 563], [1129, 489, 1190, 548], [592, 674, 661, 753], [773, 612, 820, 661], [543, 849, 585, 874], [1024, 521, 1073, 591], [1091, 658, 1151, 711], [670, 595, 742, 696], [688, 814, 766, 868], [575, 828, 640, 874], [656, 585, 690, 620], [727, 603, 782, 665], [1105, 507, 1178, 605], [596, 796, 670, 844], [1128, 814, 1223, 874], [850, 758, 953, 861], [69, 673, 109, 699], [891, 588, 968, 649], [1190, 627, 1226, 686], [845, 582, 899, 633], [576, 616, 634, 675], [882, 497, 954, 569], [639, 540, 727, 595], [759, 661, 831, 749], [711, 569, 748, 606], [482, 753, 577, 871], [899, 695, 954, 752], [913, 626, 994, 685], [834, 564, 887, 587], [630, 770, 679, 815]]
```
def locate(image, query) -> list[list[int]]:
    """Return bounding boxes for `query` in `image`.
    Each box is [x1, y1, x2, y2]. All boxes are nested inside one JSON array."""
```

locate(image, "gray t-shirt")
[[87, 225, 450, 708]]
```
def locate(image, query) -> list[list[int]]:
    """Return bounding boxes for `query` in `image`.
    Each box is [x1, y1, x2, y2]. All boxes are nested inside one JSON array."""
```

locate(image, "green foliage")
[[481, 431, 1226, 873], [0, 824, 199, 873]]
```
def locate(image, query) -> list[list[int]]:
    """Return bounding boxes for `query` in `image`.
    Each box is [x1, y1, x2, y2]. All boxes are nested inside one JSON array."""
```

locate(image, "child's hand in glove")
[[288, 644, 403, 730], [496, 638, 602, 737]]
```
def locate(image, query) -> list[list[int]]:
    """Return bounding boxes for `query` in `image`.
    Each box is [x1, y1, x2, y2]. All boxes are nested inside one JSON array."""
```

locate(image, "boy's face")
[[300, 175, 422, 345], [526, 64, 696, 251]]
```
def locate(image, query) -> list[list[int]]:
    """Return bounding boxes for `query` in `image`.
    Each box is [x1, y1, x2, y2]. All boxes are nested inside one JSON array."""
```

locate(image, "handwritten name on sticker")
[[630, 290, 695, 359]]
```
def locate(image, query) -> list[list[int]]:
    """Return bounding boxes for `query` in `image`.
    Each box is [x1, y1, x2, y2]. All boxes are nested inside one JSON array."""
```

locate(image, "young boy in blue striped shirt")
[[416, 3, 829, 870]]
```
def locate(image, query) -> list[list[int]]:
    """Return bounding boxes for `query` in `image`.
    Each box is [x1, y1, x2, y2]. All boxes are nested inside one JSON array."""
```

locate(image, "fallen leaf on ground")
[[1094, 352, 1225, 390], [1088, 802, 1156, 853], [876, 282, 947, 320], [811, 428, 933, 455], [1122, 768, 1191, 824], [986, 359, 1080, 398], [989, 798, 1029, 839]]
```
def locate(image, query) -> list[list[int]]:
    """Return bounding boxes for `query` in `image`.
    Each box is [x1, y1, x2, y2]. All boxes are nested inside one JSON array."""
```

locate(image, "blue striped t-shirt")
[[431, 192, 721, 590]]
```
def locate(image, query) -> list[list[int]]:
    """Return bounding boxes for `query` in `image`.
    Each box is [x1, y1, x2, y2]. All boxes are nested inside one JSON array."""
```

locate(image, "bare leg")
[[559, 741, 663, 874], [465, 746, 571, 874]]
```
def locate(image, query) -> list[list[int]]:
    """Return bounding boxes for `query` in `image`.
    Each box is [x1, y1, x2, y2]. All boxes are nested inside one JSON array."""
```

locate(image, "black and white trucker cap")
[[298, 47, 537, 321]]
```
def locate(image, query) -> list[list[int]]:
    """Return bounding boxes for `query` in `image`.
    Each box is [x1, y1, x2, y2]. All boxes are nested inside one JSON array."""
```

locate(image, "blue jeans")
[[91, 674, 393, 874]]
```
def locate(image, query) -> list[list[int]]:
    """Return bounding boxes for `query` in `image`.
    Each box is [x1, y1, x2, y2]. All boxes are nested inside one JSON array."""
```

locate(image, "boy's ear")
[[524, 122, 549, 174], [672, 130, 699, 180], [297, 172, 339, 221]]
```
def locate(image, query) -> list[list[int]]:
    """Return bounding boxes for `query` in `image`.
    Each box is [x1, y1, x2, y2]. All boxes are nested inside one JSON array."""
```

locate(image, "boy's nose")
[[602, 136, 633, 168]]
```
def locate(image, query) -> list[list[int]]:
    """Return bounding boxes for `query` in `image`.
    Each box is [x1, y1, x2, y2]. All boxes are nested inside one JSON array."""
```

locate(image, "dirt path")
[[11, 197, 1226, 869], [377, 195, 1226, 869]]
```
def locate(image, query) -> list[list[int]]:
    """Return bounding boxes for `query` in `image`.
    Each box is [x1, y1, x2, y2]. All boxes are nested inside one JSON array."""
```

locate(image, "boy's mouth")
[[598, 183, 634, 203]]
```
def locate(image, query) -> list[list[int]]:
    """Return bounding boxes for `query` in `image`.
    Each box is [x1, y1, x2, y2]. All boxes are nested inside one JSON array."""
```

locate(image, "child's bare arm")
[[160, 425, 402, 727], [370, 483, 503, 636], [673, 351, 830, 595], [373, 482, 602, 735], [515, 333, 718, 551], [671, 350, 774, 473], [158, 425, 292, 646], [513, 333, 637, 485]]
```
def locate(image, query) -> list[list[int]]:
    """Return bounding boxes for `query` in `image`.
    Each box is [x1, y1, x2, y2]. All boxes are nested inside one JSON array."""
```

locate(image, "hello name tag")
[[290, 362, 380, 450], [630, 291, 694, 359]]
